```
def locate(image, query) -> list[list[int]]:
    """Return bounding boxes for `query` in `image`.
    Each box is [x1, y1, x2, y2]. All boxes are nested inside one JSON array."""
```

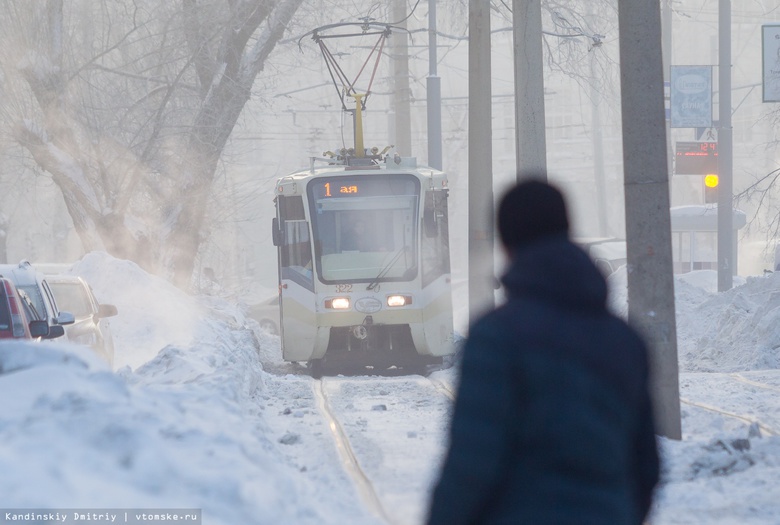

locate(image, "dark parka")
[[427, 235, 659, 525]]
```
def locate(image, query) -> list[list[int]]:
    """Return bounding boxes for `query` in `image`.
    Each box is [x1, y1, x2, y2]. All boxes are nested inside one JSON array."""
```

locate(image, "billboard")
[[670, 66, 712, 128], [763, 24, 780, 102]]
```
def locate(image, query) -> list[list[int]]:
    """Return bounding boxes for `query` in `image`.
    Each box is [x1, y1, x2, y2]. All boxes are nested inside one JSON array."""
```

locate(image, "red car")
[[0, 277, 53, 340]]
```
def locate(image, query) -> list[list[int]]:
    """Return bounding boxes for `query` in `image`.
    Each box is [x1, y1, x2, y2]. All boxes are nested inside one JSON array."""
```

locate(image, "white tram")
[[272, 150, 455, 375]]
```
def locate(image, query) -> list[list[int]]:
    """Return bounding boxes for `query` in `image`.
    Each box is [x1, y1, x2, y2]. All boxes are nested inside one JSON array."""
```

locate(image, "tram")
[[271, 147, 455, 375], [271, 20, 455, 375]]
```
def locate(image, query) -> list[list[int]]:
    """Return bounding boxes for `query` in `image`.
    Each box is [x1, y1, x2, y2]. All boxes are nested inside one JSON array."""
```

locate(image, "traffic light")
[[704, 174, 719, 204]]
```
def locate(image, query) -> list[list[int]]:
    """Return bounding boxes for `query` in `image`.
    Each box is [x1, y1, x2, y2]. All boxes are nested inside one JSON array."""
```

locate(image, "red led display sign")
[[674, 141, 718, 175]]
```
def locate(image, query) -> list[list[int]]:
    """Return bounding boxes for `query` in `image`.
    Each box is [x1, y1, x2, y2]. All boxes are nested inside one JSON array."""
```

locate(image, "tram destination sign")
[[674, 141, 718, 175]]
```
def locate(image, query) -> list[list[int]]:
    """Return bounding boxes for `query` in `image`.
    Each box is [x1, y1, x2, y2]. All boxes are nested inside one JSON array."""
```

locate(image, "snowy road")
[[680, 371, 780, 437], [257, 361, 457, 525], [255, 344, 780, 525], [319, 374, 454, 525]]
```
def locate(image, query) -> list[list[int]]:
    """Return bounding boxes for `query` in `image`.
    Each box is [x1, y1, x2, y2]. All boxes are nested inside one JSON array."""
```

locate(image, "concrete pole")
[[392, 0, 412, 156], [427, 0, 442, 170], [717, 0, 734, 291], [662, 1, 674, 196], [617, 0, 682, 439], [513, 0, 547, 181], [589, 55, 608, 236], [468, 0, 495, 323]]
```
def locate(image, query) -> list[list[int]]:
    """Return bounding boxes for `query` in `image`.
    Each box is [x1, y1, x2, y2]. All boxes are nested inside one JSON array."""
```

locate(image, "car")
[[247, 295, 280, 335], [0, 261, 75, 334], [575, 237, 627, 277], [45, 274, 118, 366], [0, 277, 55, 340]]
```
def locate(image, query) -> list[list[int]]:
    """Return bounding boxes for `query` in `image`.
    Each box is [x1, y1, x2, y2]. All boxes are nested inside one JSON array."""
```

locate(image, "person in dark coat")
[[427, 180, 659, 525]]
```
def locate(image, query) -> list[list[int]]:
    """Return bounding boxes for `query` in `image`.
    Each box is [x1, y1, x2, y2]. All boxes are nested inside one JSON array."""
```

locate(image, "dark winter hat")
[[497, 179, 570, 250]]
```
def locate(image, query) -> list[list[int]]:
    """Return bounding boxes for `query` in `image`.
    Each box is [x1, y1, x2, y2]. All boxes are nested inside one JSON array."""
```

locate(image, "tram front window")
[[308, 175, 420, 283]]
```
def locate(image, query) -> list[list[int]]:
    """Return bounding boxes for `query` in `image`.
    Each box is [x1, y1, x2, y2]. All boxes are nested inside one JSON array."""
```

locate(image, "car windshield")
[[0, 286, 11, 330], [18, 285, 47, 321], [17, 289, 42, 321], [48, 282, 92, 318]]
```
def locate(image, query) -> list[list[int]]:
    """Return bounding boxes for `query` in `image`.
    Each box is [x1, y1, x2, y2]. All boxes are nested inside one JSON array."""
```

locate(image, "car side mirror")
[[272, 217, 282, 246], [98, 304, 118, 318], [28, 320, 50, 338], [44, 325, 65, 339], [55, 311, 75, 325]]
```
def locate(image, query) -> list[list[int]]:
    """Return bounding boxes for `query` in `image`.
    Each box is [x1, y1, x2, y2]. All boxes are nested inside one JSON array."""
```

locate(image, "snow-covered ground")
[[1, 252, 780, 524]]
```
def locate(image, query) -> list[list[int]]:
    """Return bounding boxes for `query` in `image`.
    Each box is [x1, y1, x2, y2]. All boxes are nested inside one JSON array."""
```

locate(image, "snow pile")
[[609, 268, 780, 372], [69, 252, 206, 370], [676, 272, 780, 372], [653, 430, 780, 524]]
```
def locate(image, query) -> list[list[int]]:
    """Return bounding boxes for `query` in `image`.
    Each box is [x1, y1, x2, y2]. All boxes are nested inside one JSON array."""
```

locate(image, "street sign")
[[670, 66, 713, 128], [674, 141, 718, 175], [762, 25, 780, 102]]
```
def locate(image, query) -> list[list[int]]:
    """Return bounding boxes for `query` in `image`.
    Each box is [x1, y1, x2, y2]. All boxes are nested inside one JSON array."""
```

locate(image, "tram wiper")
[[367, 246, 409, 291]]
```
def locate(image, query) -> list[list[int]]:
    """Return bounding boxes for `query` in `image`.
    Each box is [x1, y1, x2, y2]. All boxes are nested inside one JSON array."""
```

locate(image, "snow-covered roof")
[[670, 205, 747, 231]]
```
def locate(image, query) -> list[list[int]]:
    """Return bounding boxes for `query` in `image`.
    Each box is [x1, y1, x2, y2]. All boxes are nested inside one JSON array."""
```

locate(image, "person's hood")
[[501, 235, 608, 312]]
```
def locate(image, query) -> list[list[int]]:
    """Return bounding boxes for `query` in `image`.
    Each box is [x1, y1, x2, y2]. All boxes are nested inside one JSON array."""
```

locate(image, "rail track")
[[311, 373, 456, 525]]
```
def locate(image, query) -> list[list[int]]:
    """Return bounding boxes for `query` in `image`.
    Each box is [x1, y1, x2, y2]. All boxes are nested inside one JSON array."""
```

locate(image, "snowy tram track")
[[427, 376, 456, 401], [314, 379, 393, 524], [729, 372, 780, 394], [312, 373, 455, 525], [679, 398, 779, 437], [679, 371, 780, 437]]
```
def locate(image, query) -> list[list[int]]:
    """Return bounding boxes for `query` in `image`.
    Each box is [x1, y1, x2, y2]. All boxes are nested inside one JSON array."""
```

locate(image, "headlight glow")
[[386, 295, 412, 307], [325, 297, 351, 309]]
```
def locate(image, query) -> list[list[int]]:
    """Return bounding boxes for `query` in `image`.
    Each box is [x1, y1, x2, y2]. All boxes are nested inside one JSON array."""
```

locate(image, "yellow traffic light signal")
[[704, 174, 719, 203]]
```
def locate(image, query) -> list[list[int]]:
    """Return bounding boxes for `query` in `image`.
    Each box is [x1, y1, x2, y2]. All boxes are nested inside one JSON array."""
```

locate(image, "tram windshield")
[[308, 174, 420, 283]]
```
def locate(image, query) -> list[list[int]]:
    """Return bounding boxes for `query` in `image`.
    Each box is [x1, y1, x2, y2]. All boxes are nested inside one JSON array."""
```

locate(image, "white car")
[[46, 274, 118, 366], [247, 295, 279, 335]]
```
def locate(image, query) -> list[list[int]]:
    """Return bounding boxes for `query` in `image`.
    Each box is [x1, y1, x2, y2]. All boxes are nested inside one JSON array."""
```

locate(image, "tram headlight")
[[325, 297, 351, 310], [386, 295, 412, 307]]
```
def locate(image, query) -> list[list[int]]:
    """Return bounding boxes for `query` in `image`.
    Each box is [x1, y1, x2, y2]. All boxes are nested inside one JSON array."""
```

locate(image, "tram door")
[[419, 189, 454, 356], [274, 195, 318, 361]]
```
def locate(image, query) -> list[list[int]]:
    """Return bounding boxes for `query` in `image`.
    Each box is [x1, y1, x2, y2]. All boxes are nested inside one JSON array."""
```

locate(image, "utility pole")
[[617, 0, 682, 439], [468, 0, 495, 323], [392, 0, 412, 156], [717, 0, 734, 291], [513, 0, 547, 181], [662, 1, 674, 192], [590, 48, 608, 236], [427, 0, 442, 170]]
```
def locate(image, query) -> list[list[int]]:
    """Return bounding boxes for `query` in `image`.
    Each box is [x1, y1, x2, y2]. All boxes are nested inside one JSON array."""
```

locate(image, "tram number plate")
[[335, 284, 352, 293]]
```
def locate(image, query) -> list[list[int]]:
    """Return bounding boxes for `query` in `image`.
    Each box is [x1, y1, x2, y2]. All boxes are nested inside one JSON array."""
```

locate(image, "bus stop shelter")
[[670, 205, 747, 274]]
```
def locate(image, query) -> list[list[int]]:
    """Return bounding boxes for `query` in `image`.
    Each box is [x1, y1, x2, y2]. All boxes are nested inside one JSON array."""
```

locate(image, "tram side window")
[[421, 190, 450, 286], [281, 220, 313, 286], [279, 195, 305, 220], [278, 196, 313, 288]]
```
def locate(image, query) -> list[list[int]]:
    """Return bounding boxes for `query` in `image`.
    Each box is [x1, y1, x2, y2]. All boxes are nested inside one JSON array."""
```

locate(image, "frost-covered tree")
[[0, 0, 617, 289], [0, 0, 303, 288]]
